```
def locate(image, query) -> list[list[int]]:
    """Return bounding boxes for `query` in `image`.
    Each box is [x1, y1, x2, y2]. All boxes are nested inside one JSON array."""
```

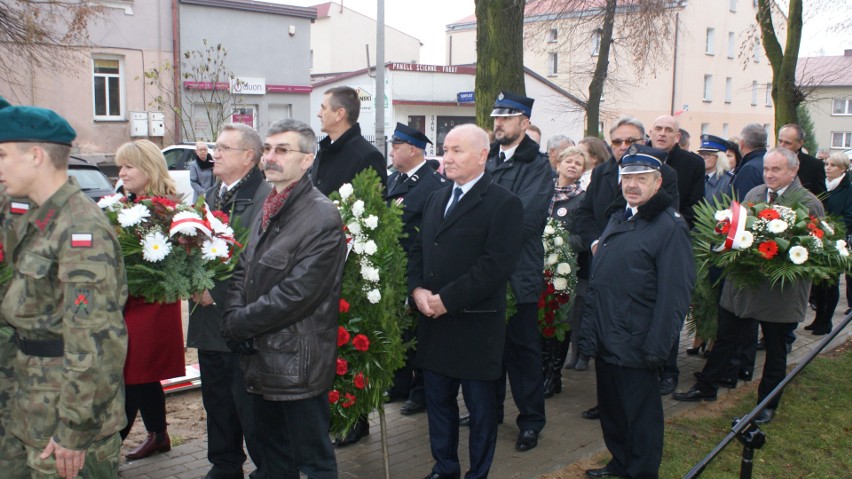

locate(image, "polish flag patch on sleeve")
[[10, 202, 29, 215], [71, 233, 94, 248]]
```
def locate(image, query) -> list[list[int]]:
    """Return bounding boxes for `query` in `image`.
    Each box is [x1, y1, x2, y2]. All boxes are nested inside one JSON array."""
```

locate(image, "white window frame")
[[725, 77, 733, 103], [831, 132, 852, 149], [547, 28, 558, 43], [706, 28, 715, 55], [753, 41, 761, 63], [92, 55, 125, 121], [701, 123, 710, 135], [547, 52, 558, 76], [703, 74, 713, 102], [765, 83, 773, 107], [832, 98, 852, 115], [591, 29, 601, 56], [730, 0, 737, 12], [727, 32, 736, 59], [751, 81, 758, 106]]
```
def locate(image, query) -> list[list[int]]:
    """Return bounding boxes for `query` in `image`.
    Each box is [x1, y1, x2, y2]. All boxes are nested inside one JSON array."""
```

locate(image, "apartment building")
[[798, 51, 852, 152]]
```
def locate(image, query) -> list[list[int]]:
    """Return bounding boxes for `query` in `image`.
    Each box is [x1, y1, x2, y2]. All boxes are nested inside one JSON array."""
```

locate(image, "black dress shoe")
[[812, 328, 831, 336], [515, 429, 538, 452], [672, 386, 717, 402], [659, 377, 677, 395], [803, 322, 816, 331], [716, 377, 737, 389], [422, 473, 460, 479], [754, 408, 775, 424], [585, 465, 625, 478], [582, 405, 600, 420], [332, 417, 369, 447], [400, 399, 426, 415]]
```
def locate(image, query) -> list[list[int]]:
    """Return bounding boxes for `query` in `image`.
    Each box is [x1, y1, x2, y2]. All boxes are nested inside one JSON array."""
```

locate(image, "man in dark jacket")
[[188, 123, 270, 479], [777, 123, 826, 196], [483, 91, 553, 452], [409, 124, 523, 479], [222, 119, 347, 479], [385, 123, 448, 416], [649, 115, 705, 395], [731, 123, 768, 201], [311, 86, 387, 196], [579, 145, 695, 479]]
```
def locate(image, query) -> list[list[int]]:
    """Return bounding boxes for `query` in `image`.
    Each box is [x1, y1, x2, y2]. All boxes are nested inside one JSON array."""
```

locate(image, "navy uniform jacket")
[[796, 150, 827, 197], [311, 123, 387, 197], [408, 174, 523, 380], [385, 161, 448, 254], [731, 148, 766, 201], [578, 190, 695, 368], [664, 144, 705, 227]]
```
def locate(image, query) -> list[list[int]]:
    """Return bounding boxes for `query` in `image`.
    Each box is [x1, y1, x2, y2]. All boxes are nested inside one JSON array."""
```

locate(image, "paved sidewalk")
[[119, 311, 850, 478]]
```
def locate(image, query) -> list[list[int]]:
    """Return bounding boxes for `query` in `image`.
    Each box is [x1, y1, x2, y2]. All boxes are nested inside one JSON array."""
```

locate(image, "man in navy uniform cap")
[[385, 122, 447, 415], [579, 145, 695, 478], [478, 90, 553, 452]]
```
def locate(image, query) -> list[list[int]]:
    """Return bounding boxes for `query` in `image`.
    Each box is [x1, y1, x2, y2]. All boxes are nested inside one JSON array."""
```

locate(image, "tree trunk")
[[757, 0, 803, 132], [586, 0, 617, 138], [475, 0, 526, 129]]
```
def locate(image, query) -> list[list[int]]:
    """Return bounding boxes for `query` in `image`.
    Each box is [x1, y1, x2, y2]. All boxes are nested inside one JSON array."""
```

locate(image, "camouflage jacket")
[[0, 180, 128, 450]]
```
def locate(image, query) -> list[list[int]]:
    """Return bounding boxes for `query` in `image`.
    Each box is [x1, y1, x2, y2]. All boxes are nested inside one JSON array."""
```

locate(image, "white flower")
[[360, 265, 380, 282], [117, 204, 151, 227], [714, 209, 732, 222], [97, 194, 124, 210], [836, 240, 850, 257], [201, 237, 229, 260], [553, 236, 564, 247], [339, 183, 353, 199], [734, 230, 754, 249], [347, 221, 362, 235], [546, 254, 559, 266], [544, 225, 556, 235], [364, 215, 379, 230], [766, 219, 788, 234], [351, 200, 365, 217], [170, 211, 208, 236], [789, 245, 809, 265], [556, 263, 571, 275], [141, 231, 171, 262], [363, 240, 378, 255], [352, 241, 364, 254], [553, 277, 568, 291], [367, 289, 382, 304]]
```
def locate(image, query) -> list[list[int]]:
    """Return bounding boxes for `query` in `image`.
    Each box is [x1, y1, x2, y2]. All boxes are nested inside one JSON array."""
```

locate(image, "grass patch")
[[661, 345, 852, 478]]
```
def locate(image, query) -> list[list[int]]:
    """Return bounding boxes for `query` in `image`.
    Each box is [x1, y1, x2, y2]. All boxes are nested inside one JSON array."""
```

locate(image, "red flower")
[[353, 372, 367, 389], [0, 244, 4, 262], [537, 296, 546, 308], [543, 311, 556, 324], [758, 241, 779, 260], [546, 282, 556, 294], [715, 220, 731, 235], [342, 393, 357, 408], [339, 298, 350, 313], [328, 390, 340, 403], [212, 210, 230, 224], [352, 334, 370, 352], [542, 326, 556, 338], [337, 326, 351, 347], [556, 293, 570, 304], [336, 358, 348, 376], [807, 222, 824, 239], [544, 270, 553, 278], [548, 299, 560, 310], [758, 208, 780, 220]]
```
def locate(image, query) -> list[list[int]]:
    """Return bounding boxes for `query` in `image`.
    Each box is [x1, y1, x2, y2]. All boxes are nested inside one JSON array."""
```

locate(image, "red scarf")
[[261, 182, 298, 231]]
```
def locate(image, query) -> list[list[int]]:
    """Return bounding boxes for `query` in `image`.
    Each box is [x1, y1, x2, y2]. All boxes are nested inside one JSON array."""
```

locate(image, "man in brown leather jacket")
[[221, 119, 347, 479]]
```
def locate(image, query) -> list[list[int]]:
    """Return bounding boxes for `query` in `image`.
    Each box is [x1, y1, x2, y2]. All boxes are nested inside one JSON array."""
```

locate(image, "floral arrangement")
[[537, 217, 578, 340], [692, 194, 851, 288], [327, 170, 408, 435], [97, 194, 242, 303]]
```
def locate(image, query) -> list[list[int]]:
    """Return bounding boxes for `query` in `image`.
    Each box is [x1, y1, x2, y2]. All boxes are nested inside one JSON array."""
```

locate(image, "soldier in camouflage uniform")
[[0, 185, 29, 476], [0, 98, 128, 479]]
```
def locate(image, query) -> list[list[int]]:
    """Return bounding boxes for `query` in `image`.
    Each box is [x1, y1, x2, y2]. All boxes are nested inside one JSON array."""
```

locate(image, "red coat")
[[123, 297, 185, 385]]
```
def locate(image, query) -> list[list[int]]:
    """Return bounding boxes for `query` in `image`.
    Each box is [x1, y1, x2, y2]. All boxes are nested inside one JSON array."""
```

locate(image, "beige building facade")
[[798, 52, 852, 153], [446, 0, 778, 145]]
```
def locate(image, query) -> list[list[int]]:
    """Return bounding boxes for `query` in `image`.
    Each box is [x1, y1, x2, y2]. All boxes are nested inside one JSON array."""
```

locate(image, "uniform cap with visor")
[[620, 144, 666, 175], [489, 90, 534, 118]]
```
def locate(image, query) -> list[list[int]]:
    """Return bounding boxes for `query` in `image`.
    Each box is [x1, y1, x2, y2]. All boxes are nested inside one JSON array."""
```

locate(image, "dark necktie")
[[394, 173, 408, 192], [497, 151, 507, 166], [623, 207, 633, 221], [768, 190, 778, 203], [445, 187, 463, 217]]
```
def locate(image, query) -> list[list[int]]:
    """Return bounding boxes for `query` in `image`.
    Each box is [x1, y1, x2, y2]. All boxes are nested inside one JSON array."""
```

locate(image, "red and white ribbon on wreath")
[[169, 212, 212, 237], [714, 201, 748, 252]]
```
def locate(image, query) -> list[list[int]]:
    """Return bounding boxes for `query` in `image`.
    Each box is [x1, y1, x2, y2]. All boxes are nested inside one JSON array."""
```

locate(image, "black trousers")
[[121, 382, 166, 439], [596, 360, 663, 479], [661, 329, 681, 380], [811, 281, 839, 332], [252, 393, 337, 479], [756, 321, 790, 409], [496, 302, 546, 431], [198, 349, 261, 477]]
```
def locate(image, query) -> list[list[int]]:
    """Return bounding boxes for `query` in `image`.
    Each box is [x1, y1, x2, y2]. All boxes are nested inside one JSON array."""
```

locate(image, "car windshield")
[[68, 168, 113, 191]]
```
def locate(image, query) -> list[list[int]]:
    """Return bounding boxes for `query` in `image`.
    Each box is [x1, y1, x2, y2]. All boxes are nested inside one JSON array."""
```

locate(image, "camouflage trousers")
[[0, 327, 27, 477], [23, 433, 120, 479]]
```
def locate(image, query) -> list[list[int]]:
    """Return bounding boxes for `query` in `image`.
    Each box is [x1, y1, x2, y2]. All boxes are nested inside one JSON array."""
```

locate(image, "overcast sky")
[[280, 0, 850, 64]]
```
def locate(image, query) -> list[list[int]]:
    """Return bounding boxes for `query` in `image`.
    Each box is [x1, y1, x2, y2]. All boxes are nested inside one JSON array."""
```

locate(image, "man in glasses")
[[572, 116, 680, 421]]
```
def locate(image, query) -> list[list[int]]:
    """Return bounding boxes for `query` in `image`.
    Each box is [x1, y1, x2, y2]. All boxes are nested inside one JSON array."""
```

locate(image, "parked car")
[[68, 156, 115, 203]]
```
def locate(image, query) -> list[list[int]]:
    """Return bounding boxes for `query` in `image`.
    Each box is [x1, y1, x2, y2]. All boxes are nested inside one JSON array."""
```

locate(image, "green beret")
[[0, 97, 76, 146]]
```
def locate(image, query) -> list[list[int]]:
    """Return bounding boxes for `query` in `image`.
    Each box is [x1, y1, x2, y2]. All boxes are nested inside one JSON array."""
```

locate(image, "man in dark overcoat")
[[579, 145, 695, 479], [409, 124, 523, 479]]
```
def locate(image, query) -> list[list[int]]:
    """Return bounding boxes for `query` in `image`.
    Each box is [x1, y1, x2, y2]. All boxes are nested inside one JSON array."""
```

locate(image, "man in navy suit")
[[409, 124, 523, 479]]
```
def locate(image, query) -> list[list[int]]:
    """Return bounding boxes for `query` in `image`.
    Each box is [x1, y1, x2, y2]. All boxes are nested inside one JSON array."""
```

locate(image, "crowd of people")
[[0, 84, 848, 479]]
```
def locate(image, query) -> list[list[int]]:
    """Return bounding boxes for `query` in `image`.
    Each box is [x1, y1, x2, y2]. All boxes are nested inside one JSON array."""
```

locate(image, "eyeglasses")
[[215, 144, 247, 153], [611, 138, 642, 147], [262, 145, 311, 156]]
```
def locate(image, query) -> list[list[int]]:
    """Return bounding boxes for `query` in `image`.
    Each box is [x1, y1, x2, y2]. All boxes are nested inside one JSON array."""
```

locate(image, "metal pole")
[[739, 445, 754, 479], [375, 0, 386, 157]]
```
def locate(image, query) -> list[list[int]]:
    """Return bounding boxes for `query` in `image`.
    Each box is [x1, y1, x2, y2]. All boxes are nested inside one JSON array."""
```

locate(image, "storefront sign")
[[231, 77, 266, 95], [457, 91, 475, 103], [389, 63, 476, 75]]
